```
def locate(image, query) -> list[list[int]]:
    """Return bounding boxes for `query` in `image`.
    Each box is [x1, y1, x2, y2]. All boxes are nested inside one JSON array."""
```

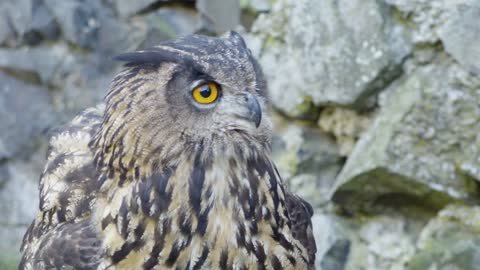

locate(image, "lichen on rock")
[[332, 56, 480, 212]]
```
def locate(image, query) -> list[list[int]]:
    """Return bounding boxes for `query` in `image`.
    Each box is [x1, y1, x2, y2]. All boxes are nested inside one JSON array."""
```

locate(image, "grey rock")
[[94, 13, 147, 59], [23, 0, 60, 45], [0, 148, 44, 268], [0, 72, 55, 160], [352, 215, 417, 270], [55, 64, 113, 120], [407, 205, 480, 270], [385, 0, 445, 44], [312, 212, 422, 270], [387, 0, 480, 56], [0, 0, 59, 46], [311, 213, 350, 270], [44, 0, 99, 49], [320, 238, 350, 270], [0, 0, 33, 38], [138, 6, 198, 49], [318, 107, 373, 157], [240, 0, 272, 14], [271, 117, 343, 206], [0, 43, 73, 84], [196, 0, 241, 34], [438, 1, 480, 75], [249, 0, 412, 117], [0, 12, 14, 46], [110, 0, 160, 18], [0, 164, 8, 189], [332, 57, 480, 210]]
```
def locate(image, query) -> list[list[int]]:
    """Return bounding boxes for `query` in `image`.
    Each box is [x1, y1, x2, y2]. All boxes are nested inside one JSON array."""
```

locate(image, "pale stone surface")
[[271, 117, 343, 206], [250, 0, 411, 117], [408, 205, 480, 270], [318, 107, 373, 156], [333, 57, 480, 209]]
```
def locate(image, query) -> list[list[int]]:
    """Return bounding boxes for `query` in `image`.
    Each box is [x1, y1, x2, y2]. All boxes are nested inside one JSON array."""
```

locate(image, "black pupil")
[[199, 85, 211, 98]]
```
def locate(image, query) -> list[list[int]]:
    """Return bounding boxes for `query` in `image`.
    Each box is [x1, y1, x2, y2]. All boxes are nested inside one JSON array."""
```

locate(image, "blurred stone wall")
[[1, 0, 480, 269]]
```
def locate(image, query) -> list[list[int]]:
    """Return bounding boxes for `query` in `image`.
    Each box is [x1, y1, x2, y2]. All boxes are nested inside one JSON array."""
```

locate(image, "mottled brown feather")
[[20, 32, 316, 270], [20, 106, 104, 270]]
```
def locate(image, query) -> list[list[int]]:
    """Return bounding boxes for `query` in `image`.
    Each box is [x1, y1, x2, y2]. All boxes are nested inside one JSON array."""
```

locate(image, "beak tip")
[[246, 93, 262, 128], [255, 118, 261, 128], [238, 92, 263, 128]]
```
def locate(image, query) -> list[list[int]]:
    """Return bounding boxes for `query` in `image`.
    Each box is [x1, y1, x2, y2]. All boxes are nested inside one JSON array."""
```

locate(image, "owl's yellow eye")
[[192, 82, 219, 104]]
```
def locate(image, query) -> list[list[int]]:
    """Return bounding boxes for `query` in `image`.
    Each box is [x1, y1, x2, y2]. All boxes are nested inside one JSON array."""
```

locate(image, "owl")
[[20, 31, 316, 269]]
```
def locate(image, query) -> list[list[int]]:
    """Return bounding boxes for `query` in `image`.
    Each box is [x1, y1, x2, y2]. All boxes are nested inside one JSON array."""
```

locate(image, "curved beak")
[[244, 92, 262, 128]]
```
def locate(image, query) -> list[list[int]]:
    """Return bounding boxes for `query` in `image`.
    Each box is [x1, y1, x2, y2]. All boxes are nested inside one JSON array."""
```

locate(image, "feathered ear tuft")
[[224, 31, 247, 49], [113, 49, 182, 67]]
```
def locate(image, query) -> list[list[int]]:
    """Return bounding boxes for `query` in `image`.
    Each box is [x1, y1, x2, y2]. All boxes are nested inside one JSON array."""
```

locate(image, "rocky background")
[[1, 0, 480, 269]]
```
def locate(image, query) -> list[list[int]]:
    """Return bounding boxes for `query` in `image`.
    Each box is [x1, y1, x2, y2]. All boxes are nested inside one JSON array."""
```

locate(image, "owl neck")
[[94, 141, 305, 268], [99, 140, 286, 218]]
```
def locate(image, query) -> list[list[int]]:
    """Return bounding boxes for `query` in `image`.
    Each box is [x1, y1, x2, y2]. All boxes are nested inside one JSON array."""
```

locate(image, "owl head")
[[94, 32, 272, 169]]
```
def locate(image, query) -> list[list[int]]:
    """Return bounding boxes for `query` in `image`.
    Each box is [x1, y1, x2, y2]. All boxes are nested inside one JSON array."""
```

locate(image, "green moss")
[[332, 168, 458, 213], [292, 96, 320, 121], [456, 165, 480, 198], [407, 228, 480, 270]]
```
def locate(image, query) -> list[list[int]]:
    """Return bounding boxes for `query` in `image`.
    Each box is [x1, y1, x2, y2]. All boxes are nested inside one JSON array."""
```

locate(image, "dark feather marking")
[[246, 240, 256, 254], [178, 209, 192, 235], [64, 163, 95, 183], [56, 192, 69, 222], [143, 223, 169, 269], [271, 255, 283, 270], [153, 166, 174, 196], [236, 223, 247, 248], [151, 159, 160, 173], [138, 178, 153, 216], [219, 249, 229, 269], [118, 171, 127, 187], [246, 158, 260, 222], [130, 195, 140, 215], [149, 166, 175, 217], [119, 198, 129, 238], [196, 204, 211, 236], [108, 78, 142, 110], [134, 166, 140, 180], [150, 218, 169, 260], [106, 144, 117, 178], [238, 188, 250, 218], [250, 220, 258, 235], [44, 152, 68, 174], [165, 238, 191, 267], [143, 245, 160, 270], [106, 126, 127, 163], [272, 229, 294, 251], [192, 246, 209, 270], [101, 215, 115, 230], [286, 254, 297, 266], [254, 242, 267, 270], [286, 193, 317, 264], [189, 143, 205, 215], [74, 198, 91, 218], [111, 242, 139, 264], [109, 69, 140, 96], [127, 80, 148, 94]]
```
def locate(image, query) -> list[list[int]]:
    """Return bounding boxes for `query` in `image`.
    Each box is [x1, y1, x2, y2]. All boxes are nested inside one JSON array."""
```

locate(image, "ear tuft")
[[113, 49, 181, 67], [224, 31, 247, 49]]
